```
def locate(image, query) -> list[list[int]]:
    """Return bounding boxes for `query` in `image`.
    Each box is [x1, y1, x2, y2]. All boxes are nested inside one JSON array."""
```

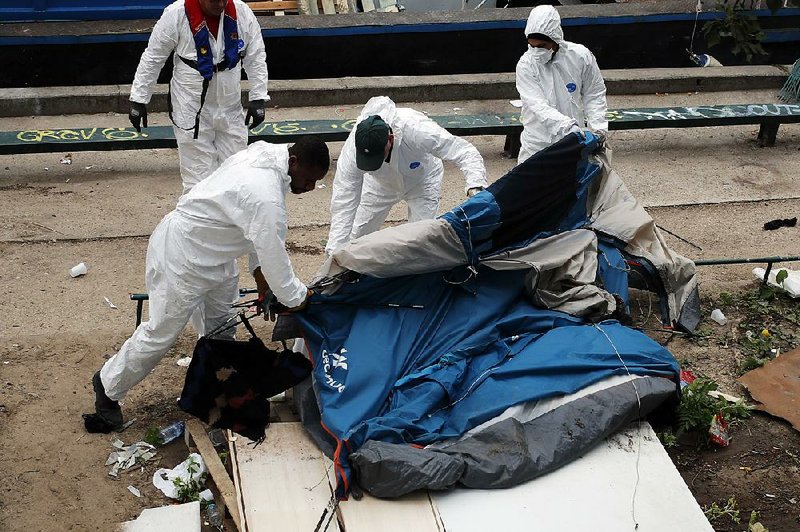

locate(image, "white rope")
[[592, 323, 643, 531]]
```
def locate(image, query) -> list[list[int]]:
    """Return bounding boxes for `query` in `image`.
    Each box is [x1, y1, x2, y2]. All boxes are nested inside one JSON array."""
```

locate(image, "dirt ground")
[[1, 89, 799, 530]]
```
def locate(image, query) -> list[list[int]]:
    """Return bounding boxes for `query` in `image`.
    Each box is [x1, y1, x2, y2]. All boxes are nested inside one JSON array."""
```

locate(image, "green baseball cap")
[[355, 115, 390, 171]]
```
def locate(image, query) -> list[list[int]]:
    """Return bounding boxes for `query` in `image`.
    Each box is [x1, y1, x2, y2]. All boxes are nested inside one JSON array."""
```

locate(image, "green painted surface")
[[2, 104, 798, 154]]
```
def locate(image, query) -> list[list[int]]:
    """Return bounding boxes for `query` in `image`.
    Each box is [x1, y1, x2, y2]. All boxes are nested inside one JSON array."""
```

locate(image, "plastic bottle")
[[206, 502, 223, 529], [158, 420, 185, 445]]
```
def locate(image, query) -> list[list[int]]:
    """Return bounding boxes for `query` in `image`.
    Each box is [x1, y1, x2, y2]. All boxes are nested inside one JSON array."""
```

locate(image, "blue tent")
[[296, 133, 686, 498]]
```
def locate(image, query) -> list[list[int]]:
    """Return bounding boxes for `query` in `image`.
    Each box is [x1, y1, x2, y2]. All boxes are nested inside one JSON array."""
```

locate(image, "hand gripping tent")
[[294, 132, 699, 499]]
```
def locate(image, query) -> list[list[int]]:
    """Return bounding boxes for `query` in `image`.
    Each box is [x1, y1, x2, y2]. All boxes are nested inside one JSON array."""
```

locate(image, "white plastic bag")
[[753, 267, 800, 298], [152, 453, 207, 500]]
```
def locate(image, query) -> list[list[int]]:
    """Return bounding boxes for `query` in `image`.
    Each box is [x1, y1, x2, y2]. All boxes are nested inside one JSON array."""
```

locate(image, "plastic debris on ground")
[[107, 439, 157, 477], [739, 347, 800, 432], [679, 369, 696, 391], [127, 485, 142, 497], [710, 308, 727, 325], [152, 453, 207, 500], [69, 262, 88, 278], [753, 267, 800, 298], [157, 420, 185, 445], [60, 154, 72, 165], [708, 413, 732, 446], [104, 297, 118, 309], [177, 356, 192, 367]]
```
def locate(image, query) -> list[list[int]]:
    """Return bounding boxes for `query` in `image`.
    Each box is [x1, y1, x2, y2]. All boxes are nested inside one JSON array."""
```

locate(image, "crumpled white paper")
[[152, 453, 207, 500]]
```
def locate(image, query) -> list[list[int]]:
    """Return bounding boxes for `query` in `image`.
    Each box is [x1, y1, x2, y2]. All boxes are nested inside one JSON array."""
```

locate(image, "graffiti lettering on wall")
[[9, 104, 800, 146], [16, 128, 148, 143], [606, 104, 800, 122]]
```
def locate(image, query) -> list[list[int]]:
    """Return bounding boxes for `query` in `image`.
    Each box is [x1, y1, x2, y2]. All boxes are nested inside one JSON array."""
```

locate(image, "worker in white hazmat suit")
[[515, 5, 608, 164], [129, 0, 269, 194], [83, 138, 330, 433], [326, 96, 488, 255]]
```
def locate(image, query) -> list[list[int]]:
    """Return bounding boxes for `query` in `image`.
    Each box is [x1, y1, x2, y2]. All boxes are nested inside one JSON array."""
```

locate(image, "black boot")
[[83, 371, 124, 433]]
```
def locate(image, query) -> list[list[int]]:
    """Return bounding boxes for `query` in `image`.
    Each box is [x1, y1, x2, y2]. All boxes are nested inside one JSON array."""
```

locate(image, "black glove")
[[245, 99, 266, 129], [129, 102, 147, 133]]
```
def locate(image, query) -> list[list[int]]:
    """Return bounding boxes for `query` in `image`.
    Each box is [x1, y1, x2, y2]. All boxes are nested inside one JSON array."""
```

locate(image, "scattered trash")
[[765, 493, 777, 499], [679, 369, 696, 390], [158, 420, 186, 445], [761, 328, 770, 338], [152, 453, 207, 500], [60, 154, 72, 165], [739, 347, 800, 431], [207, 428, 227, 448], [44, 167, 49, 171], [763, 217, 797, 230], [104, 297, 118, 309], [708, 413, 731, 446], [316, 183, 327, 189], [85, 165, 94, 170], [199, 489, 214, 502], [753, 267, 800, 298], [205, 502, 223, 528], [708, 390, 744, 403], [509, 99, 522, 108], [452, 107, 463, 112], [127, 485, 141, 498], [177, 357, 192, 367], [710, 308, 728, 326], [69, 262, 88, 278], [107, 439, 157, 477], [689, 53, 723, 67]]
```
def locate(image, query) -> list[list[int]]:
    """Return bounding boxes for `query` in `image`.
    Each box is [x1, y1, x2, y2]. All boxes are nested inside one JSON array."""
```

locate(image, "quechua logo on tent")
[[321, 347, 348, 393]]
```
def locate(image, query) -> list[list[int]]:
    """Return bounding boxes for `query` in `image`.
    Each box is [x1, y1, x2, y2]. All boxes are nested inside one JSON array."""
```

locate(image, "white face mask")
[[529, 46, 554, 65]]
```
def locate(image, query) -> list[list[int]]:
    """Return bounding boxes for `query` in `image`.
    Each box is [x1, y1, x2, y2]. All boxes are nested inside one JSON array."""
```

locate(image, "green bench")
[[1, 103, 798, 155]]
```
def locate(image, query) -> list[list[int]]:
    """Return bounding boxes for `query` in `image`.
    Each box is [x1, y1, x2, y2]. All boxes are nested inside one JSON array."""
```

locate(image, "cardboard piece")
[[739, 347, 800, 431]]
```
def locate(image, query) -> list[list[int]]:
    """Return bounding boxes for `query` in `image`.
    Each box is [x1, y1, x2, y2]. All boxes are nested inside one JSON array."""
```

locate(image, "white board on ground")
[[324, 456, 444, 532], [431, 422, 712, 532], [118, 501, 200, 532], [234, 422, 340, 532]]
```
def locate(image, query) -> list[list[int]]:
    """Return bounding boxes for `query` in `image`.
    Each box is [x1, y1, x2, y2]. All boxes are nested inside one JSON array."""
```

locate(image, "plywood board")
[[234, 422, 340, 532], [432, 422, 712, 532], [323, 456, 443, 532]]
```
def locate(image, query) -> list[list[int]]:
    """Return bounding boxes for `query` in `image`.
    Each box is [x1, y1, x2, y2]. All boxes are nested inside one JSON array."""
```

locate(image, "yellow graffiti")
[[17, 127, 145, 142]]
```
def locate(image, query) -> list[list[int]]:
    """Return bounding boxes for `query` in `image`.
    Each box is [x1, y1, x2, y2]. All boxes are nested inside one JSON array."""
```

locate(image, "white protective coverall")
[[326, 96, 488, 254], [99, 142, 307, 401], [130, 0, 269, 193], [516, 5, 608, 163]]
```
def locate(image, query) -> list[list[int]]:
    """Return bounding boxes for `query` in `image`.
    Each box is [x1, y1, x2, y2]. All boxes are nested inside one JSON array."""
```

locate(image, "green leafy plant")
[[676, 377, 750, 444], [702, 3, 766, 62], [704, 496, 741, 524], [657, 430, 678, 448], [144, 426, 164, 447]]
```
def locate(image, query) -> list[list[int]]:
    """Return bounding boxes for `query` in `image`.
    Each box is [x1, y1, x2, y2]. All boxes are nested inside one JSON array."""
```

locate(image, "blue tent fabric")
[[295, 133, 680, 498]]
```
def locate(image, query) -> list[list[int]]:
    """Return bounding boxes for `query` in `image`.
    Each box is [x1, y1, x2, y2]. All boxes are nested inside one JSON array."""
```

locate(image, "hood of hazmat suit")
[[516, 5, 608, 162]]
